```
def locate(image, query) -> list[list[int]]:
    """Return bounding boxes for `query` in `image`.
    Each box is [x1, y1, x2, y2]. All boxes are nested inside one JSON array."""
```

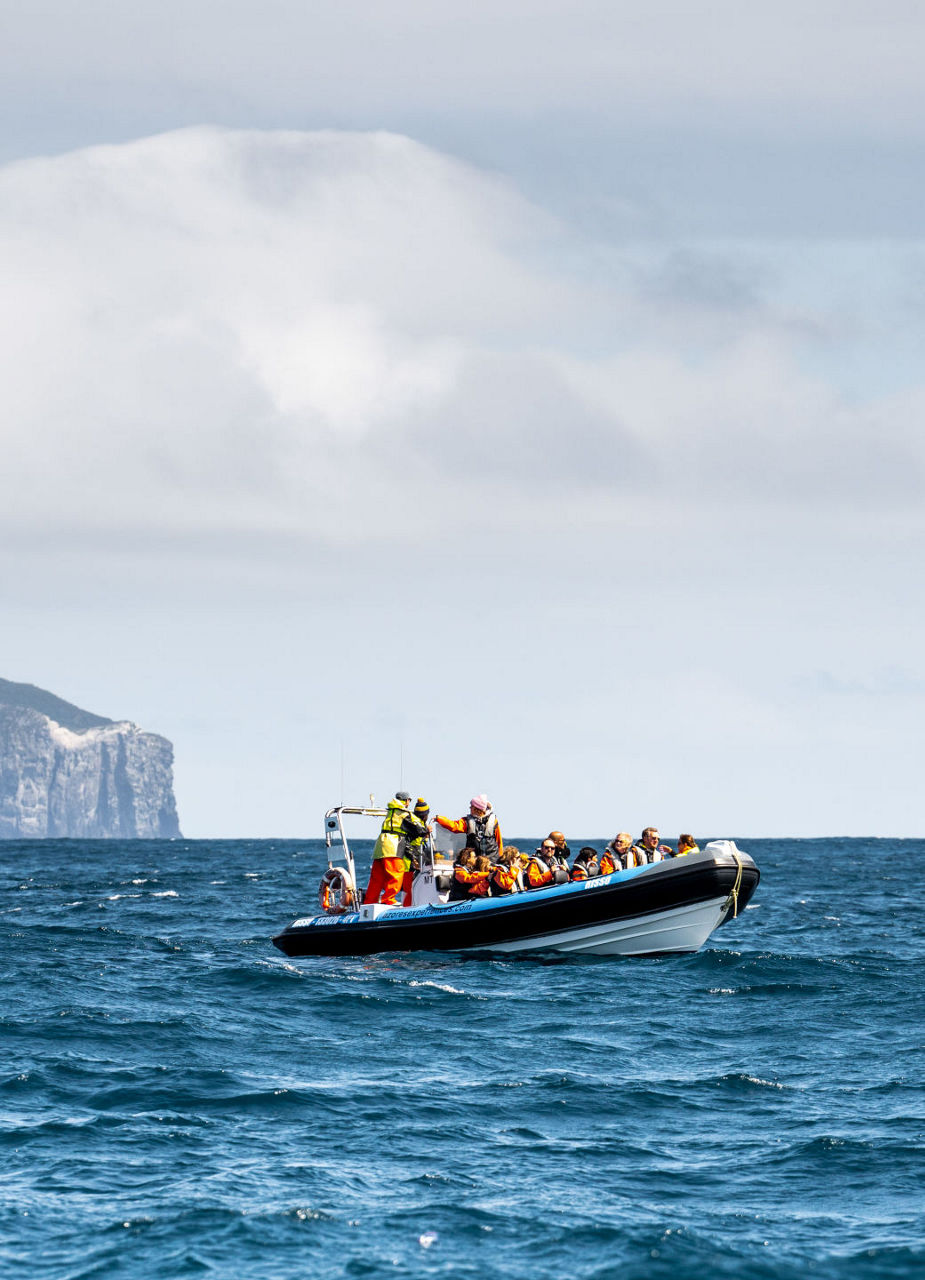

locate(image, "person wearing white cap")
[[435, 794, 503, 861]]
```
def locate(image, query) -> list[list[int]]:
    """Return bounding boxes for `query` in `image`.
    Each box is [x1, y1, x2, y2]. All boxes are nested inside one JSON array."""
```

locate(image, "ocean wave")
[[405, 980, 472, 995], [2, 835, 923, 1280]]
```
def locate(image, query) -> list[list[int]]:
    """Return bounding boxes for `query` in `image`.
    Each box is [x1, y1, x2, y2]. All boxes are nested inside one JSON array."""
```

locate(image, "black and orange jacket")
[[454, 865, 491, 897], [491, 864, 519, 895]]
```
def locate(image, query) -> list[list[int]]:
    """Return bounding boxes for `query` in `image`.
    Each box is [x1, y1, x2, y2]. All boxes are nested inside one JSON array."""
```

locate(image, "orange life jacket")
[[469, 871, 491, 897], [526, 858, 553, 889], [600, 851, 617, 875]]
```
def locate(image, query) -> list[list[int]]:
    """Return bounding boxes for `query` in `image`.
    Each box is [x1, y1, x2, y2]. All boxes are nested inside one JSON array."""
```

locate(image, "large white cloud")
[[0, 128, 552, 537], [2, 125, 923, 557]]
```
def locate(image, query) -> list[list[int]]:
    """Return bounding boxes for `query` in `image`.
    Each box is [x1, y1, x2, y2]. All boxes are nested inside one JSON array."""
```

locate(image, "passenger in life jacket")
[[468, 855, 493, 897], [570, 846, 601, 881], [543, 839, 570, 883], [435, 794, 503, 860], [363, 791, 428, 905], [449, 849, 478, 901], [505, 847, 528, 892], [401, 796, 433, 905], [676, 833, 700, 857], [502, 846, 527, 892], [547, 830, 572, 862], [601, 832, 633, 873], [490, 848, 521, 895], [632, 827, 673, 865], [525, 840, 558, 889]]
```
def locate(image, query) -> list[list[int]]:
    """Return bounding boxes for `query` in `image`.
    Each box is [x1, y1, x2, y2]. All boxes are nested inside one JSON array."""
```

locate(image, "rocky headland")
[[0, 679, 181, 838]]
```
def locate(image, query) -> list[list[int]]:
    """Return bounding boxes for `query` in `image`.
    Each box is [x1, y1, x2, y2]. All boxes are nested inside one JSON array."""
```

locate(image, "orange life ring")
[[318, 866, 355, 914]]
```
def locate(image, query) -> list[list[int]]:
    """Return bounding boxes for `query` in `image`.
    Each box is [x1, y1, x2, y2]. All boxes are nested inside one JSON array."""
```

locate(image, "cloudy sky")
[[2, 2, 923, 838]]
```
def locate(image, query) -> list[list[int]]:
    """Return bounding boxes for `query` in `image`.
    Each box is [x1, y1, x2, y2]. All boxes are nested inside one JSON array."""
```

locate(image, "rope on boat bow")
[[724, 851, 744, 919]]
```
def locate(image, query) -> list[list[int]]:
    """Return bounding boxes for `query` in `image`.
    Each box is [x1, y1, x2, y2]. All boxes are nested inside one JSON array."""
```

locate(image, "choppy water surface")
[[1, 837, 922, 1279]]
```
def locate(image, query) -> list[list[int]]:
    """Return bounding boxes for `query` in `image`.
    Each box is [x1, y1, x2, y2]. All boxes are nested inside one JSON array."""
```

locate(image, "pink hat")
[[470, 794, 489, 813]]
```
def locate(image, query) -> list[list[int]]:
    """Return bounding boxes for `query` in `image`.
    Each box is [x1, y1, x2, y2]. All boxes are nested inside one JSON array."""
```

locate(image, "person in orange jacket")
[[468, 855, 493, 897], [449, 849, 478, 901], [363, 791, 427, 905], [435, 794, 503, 859], [600, 833, 632, 875], [450, 850, 491, 899], [599, 847, 618, 876], [507, 847, 530, 892], [490, 849, 521, 895], [525, 840, 558, 890]]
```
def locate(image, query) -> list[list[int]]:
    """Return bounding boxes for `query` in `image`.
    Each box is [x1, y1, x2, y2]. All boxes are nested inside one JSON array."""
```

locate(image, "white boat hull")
[[480, 895, 729, 956]]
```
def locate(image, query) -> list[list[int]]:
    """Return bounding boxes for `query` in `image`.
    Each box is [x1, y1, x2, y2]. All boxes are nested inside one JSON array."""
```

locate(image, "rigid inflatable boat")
[[272, 806, 760, 958]]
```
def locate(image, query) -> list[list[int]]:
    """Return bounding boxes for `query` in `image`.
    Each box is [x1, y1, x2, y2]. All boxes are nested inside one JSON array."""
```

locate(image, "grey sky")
[[1, 3, 923, 836], [4, 2, 925, 235]]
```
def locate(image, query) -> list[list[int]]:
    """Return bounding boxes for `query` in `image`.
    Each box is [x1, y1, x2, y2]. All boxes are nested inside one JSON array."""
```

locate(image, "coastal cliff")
[[0, 679, 181, 838]]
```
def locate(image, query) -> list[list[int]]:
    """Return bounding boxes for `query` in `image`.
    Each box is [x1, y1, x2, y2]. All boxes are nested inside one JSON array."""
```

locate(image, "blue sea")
[[1, 837, 922, 1279]]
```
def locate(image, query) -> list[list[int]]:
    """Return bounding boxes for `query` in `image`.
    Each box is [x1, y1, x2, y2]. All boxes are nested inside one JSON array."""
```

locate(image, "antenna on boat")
[[399, 740, 404, 790], [340, 740, 345, 808]]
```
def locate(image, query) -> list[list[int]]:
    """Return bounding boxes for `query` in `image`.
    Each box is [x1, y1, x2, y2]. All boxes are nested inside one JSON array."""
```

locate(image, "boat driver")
[[363, 791, 429, 906]]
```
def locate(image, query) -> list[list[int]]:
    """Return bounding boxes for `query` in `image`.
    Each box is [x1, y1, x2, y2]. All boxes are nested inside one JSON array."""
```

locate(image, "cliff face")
[[0, 682, 181, 838]]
